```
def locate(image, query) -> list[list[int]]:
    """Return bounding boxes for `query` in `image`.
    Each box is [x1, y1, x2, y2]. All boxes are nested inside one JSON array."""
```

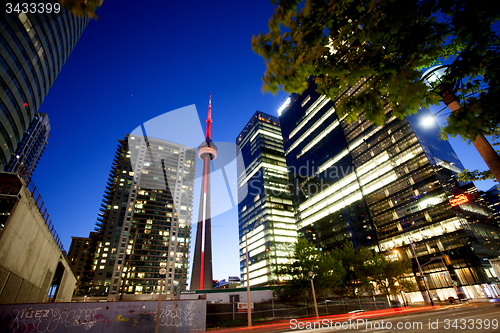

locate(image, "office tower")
[[72, 134, 196, 297], [191, 95, 217, 290], [236, 111, 296, 286], [280, 83, 377, 250], [4, 112, 50, 181], [481, 185, 500, 222], [279, 80, 500, 299], [0, 3, 89, 171]]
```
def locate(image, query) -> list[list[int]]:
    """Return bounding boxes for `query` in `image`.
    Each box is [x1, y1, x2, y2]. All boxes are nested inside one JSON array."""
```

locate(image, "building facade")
[[236, 111, 296, 286], [0, 5, 88, 171], [279, 80, 500, 300], [4, 112, 50, 181], [70, 134, 196, 298], [481, 185, 500, 223], [67, 232, 99, 296]]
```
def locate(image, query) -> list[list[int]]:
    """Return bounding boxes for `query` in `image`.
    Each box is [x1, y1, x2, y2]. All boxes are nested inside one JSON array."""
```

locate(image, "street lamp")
[[409, 242, 434, 306], [245, 233, 252, 328], [308, 271, 319, 318], [421, 65, 500, 183], [392, 249, 408, 307], [244, 217, 264, 328], [155, 267, 167, 333]]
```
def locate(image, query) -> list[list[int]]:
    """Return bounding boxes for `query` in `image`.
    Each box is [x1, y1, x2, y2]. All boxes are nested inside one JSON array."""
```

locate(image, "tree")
[[253, 0, 500, 180], [274, 238, 345, 301], [332, 241, 377, 296], [56, 0, 103, 19], [369, 254, 417, 299]]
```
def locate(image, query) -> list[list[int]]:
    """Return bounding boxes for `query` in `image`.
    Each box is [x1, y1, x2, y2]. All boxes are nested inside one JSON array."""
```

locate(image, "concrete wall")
[[0, 299, 206, 333], [54, 260, 77, 303], [0, 180, 76, 303]]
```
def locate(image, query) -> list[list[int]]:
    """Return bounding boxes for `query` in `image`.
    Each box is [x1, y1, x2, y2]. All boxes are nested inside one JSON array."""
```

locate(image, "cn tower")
[[190, 94, 217, 290]]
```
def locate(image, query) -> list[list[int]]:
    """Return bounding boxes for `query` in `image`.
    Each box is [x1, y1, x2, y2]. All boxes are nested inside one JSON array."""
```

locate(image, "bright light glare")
[[277, 97, 291, 116], [422, 115, 435, 127]]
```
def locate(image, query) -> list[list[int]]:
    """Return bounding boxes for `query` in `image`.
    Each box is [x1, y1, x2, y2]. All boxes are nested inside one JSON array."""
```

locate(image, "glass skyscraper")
[[0, 3, 88, 171], [279, 80, 500, 300], [237, 111, 296, 286]]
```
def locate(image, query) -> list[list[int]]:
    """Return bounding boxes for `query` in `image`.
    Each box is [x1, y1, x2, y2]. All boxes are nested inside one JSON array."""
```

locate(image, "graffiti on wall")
[[2, 307, 110, 332], [0, 300, 205, 333]]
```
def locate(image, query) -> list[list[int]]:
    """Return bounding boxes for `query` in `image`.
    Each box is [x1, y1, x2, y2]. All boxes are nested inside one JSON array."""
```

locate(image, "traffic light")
[[444, 254, 452, 265]]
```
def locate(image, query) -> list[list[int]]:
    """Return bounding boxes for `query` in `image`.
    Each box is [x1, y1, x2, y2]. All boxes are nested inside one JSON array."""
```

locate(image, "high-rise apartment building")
[[236, 111, 296, 286], [4, 112, 50, 181], [0, 3, 89, 170], [68, 232, 99, 296], [279, 80, 500, 300], [71, 134, 196, 298]]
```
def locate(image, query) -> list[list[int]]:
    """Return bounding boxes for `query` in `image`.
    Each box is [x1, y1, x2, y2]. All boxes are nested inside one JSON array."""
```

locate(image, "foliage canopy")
[[275, 240, 416, 301], [56, 0, 102, 19], [252, 0, 500, 139], [458, 133, 499, 182], [274, 238, 345, 301]]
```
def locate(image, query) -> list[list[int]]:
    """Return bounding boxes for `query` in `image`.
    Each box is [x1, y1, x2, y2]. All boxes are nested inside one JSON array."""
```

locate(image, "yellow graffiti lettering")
[[116, 314, 129, 322], [133, 319, 139, 327]]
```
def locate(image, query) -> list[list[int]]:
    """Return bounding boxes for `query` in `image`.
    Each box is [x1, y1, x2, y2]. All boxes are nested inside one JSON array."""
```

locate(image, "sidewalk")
[[410, 297, 500, 307]]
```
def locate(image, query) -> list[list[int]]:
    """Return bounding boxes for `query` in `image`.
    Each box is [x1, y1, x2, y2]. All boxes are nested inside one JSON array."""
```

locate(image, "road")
[[213, 302, 500, 333], [282, 303, 500, 333]]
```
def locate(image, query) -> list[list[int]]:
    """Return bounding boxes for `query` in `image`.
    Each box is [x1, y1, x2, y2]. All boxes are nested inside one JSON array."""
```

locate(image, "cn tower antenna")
[[206, 93, 212, 141]]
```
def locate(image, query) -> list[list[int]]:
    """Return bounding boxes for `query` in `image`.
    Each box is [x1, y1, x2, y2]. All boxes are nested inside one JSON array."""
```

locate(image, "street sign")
[[237, 302, 254, 313], [159, 268, 167, 275]]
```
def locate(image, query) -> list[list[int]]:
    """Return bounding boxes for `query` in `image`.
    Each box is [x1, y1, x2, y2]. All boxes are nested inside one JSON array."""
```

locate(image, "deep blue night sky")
[[30, 0, 496, 283]]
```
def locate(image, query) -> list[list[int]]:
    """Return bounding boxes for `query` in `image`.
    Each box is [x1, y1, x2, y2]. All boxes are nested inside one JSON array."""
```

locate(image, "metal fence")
[[206, 296, 395, 328], [23, 174, 67, 256]]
